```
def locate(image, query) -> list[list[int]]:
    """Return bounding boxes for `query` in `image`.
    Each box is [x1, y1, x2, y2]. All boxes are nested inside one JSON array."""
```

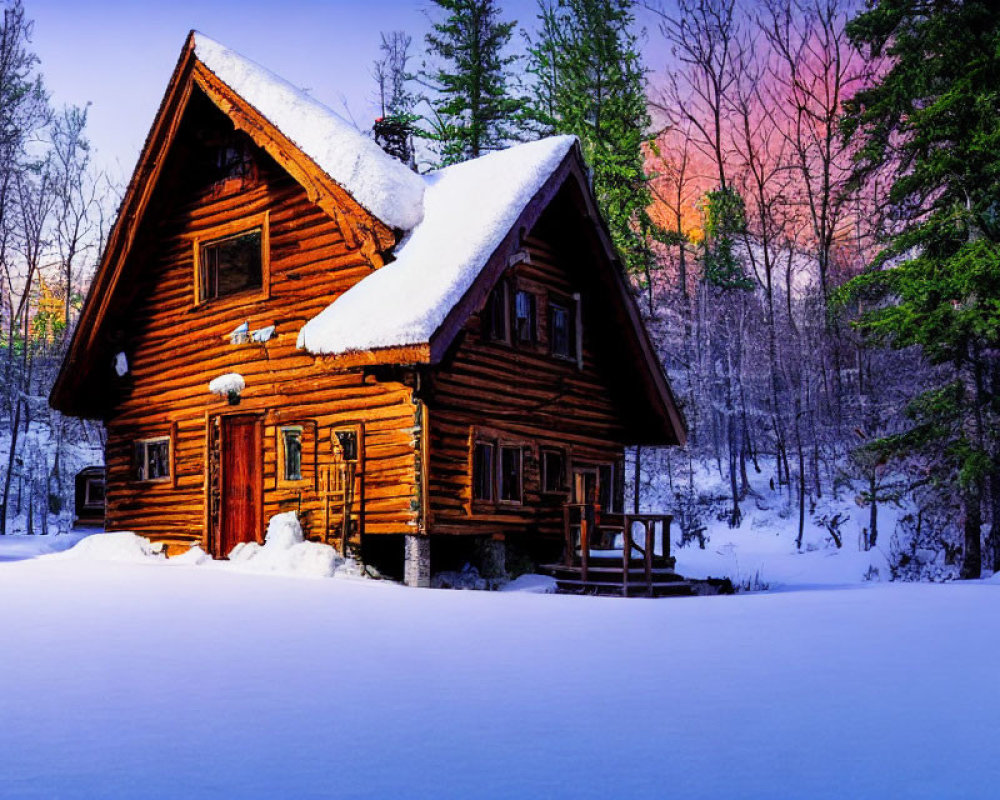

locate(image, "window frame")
[[470, 430, 528, 510], [192, 212, 270, 308], [83, 475, 106, 508], [548, 298, 574, 360], [513, 288, 537, 345], [472, 441, 496, 503], [278, 425, 305, 485], [498, 444, 524, 505], [133, 436, 172, 484], [482, 281, 511, 345]]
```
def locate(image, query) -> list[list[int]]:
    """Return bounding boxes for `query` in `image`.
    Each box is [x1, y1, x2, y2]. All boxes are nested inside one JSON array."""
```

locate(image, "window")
[[472, 442, 495, 502], [541, 448, 567, 494], [198, 228, 263, 302], [499, 445, 523, 503], [134, 437, 170, 482], [550, 301, 573, 358], [281, 427, 303, 482], [334, 429, 359, 463], [483, 282, 509, 343], [598, 462, 625, 514], [514, 290, 536, 344], [83, 476, 106, 508]]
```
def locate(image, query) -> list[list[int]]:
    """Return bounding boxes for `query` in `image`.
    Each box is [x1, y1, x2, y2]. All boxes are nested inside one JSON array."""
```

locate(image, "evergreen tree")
[[839, 0, 1000, 577], [526, 0, 660, 278], [420, 0, 524, 166]]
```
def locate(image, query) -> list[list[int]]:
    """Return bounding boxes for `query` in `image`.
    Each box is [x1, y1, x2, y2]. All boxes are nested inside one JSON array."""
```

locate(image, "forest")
[[3, 0, 998, 581]]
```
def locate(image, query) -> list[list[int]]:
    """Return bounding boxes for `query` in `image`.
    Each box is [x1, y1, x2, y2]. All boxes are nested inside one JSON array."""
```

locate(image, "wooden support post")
[[580, 513, 590, 584], [644, 520, 653, 594], [622, 518, 630, 597], [563, 504, 573, 567]]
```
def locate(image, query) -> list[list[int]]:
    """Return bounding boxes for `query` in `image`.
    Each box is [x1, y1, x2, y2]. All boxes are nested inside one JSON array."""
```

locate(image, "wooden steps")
[[540, 555, 695, 597]]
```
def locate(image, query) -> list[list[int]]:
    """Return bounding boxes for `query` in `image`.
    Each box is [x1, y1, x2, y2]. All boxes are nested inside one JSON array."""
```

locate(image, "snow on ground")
[[1, 556, 998, 798], [0, 530, 90, 562], [654, 460, 903, 589]]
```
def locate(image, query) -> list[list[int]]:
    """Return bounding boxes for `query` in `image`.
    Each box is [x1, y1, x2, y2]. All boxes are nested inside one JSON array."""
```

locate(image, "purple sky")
[[28, 1, 668, 180]]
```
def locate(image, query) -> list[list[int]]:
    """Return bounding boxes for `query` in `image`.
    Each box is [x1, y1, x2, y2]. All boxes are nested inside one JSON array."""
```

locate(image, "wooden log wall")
[[426, 213, 628, 544], [103, 97, 418, 551]]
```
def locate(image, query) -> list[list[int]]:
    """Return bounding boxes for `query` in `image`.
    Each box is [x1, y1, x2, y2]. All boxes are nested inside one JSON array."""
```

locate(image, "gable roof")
[[193, 34, 425, 231], [50, 33, 685, 445], [297, 135, 577, 355]]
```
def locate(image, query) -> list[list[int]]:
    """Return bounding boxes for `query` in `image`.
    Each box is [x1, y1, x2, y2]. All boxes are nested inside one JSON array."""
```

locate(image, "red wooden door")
[[220, 415, 261, 557]]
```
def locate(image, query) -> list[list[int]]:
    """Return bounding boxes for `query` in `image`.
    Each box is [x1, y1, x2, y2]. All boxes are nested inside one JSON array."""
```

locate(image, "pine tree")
[[839, 0, 1000, 578], [526, 0, 660, 279], [420, 0, 524, 166]]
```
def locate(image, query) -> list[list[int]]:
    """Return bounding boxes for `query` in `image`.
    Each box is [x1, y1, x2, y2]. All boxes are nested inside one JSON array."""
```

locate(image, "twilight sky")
[[28, 0, 667, 181]]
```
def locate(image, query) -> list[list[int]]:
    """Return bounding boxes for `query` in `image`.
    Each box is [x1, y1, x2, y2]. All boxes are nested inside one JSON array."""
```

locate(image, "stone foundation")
[[404, 534, 431, 588]]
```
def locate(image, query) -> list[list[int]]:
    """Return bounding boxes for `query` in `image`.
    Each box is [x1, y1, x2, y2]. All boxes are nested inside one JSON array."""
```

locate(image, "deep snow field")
[[1, 526, 999, 799]]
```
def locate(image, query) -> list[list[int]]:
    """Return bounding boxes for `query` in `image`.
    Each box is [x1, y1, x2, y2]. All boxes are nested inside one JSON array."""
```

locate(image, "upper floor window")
[[193, 212, 270, 306], [199, 229, 262, 301], [483, 282, 510, 343], [550, 301, 573, 359], [514, 290, 537, 344]]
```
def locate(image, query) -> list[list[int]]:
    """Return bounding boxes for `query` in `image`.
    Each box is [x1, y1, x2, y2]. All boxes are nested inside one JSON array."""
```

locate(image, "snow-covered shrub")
[[227, 512, 349, 578], [54, 532, 165, 563]]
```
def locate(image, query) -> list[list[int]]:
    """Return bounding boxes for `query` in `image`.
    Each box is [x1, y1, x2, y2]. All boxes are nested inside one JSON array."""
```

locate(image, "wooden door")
[[219, 415, 262, 557]]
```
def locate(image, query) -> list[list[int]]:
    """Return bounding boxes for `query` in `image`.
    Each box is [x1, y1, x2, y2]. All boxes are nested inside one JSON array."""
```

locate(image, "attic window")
[[514, 290, 536, 344], [199, 229, 262, 301], [550, 301, 573, 358], [193, 213, 269, 306], [483, 282, 510, 343]]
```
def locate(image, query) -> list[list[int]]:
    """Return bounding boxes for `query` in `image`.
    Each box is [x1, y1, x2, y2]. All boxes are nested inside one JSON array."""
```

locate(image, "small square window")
[[134, 437, 170, 482], [473, 442, 495, 502], [542, 449, 567, 494], [281, 427, 303, 482], [499, 445, 523, 503], [514, 290, 536, 344], [334, 430, 359, 463], [199, 229, 262, 301]]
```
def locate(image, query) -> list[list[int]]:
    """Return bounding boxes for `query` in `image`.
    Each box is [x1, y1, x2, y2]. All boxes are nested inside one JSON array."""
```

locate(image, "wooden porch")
[[541, 503, 694, 597]]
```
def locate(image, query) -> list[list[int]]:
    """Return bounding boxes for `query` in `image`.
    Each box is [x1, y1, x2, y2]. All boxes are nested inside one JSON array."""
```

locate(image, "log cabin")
[[49, 32, 686, 590]]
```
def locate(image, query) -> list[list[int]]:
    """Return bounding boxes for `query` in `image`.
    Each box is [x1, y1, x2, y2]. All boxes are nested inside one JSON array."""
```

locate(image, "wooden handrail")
[[562, 504, 674, 596]]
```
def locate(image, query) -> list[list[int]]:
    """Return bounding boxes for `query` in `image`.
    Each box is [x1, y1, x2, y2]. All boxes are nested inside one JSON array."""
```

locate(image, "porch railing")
[[563, 503, 673, 595]]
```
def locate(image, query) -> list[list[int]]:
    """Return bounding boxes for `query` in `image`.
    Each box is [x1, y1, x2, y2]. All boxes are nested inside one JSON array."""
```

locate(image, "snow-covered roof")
[[297, 135, 577, 356], [193, 33, 425, 231]]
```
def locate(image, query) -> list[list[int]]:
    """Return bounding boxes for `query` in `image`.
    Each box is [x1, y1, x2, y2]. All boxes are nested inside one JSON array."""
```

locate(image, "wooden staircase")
[[541, 553, 695, 596], [541, 504, 693, 597]]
